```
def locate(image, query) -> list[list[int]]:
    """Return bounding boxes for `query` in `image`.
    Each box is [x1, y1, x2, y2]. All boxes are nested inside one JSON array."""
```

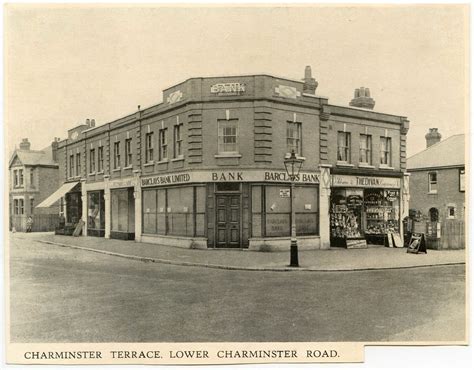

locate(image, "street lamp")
[[284, 149, 305, 267]]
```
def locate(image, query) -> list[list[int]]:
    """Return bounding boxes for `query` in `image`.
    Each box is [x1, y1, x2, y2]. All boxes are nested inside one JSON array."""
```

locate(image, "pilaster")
[[81, 178, 87, 236], [319, 164, 332, 249], [104, 175, 111, 239], [134, 170, 142, 242]]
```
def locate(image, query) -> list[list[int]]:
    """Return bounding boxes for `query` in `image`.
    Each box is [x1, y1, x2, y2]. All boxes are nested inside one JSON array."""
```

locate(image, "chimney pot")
[[91, 119, 96, 127], [425, 128, 442, 148], [349, 86, 375, 109]]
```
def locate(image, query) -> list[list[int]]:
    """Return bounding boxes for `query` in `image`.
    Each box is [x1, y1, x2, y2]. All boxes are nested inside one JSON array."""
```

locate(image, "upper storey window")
[[113, 142, 121, 169], [287, 122, 302, 156], [380, 137, 392, 166], [75, 153, 81, 177], [69, 155, 74, 178], [337, 132, 351, 162], [145, 132, 154, 163], [218, 120, 238, 154], [159, 129, 168, 161], [174, 124, 183, 158], [359, 134, 372, 165], [97, 146, 104, 172], [125, 138, 132, 167]]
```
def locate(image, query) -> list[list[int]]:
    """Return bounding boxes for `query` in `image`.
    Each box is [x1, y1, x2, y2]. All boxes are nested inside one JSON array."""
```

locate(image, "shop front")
[[330, 174, 401, 247], [87, 190, 105, 237], [140, 169, 321, 250]]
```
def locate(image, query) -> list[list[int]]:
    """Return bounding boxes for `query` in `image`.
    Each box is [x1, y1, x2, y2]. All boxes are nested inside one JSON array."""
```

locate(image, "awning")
[[36, 182, 79, 208]]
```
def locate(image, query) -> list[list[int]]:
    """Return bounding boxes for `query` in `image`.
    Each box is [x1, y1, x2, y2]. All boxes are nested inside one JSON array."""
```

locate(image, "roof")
[[9, 147, 58, 168], [407, 134, 465, 170]]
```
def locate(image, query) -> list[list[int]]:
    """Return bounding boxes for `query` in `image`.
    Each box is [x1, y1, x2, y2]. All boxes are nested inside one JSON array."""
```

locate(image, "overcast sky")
[[4, 5, 468, 158]]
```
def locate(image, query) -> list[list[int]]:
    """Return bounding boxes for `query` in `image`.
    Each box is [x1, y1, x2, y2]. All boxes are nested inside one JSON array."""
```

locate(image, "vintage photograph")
[[3, 3, 469, 366]]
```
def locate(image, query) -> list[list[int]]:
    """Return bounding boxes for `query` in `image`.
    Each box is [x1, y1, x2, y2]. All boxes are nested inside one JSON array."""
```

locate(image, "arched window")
[[429, 207, 439, 222]]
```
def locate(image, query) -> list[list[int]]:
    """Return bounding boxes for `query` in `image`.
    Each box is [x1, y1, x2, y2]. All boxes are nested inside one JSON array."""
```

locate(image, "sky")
[[4, 4, 468, 158]]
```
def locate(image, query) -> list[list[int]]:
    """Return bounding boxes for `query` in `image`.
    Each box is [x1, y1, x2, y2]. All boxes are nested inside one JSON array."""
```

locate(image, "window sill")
[[336, 161, 354, 167], [123, 165, 133, 170], [285, 153, 306, 160], [215, 153, 242, 158], [88, 172, 96, 176], [143, 162, 155, 167], [428, 191, 438, 195], [379, 165, 395, 170], [171, 156, 185, 162], [112, 168, 121, 172], [358, 163, 375, 169], [97, 171, 104, 175], [157, 159, 169, 164]]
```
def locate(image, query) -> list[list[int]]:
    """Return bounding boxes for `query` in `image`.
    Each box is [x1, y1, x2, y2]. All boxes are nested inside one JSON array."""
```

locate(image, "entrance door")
[[216, 194, 240, 248]]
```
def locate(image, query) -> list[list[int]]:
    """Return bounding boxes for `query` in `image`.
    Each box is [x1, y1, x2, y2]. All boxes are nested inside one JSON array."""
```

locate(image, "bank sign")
[[141, 170, 320, 187], [331, 175, 400, 189], [210, 82, 246, 96]]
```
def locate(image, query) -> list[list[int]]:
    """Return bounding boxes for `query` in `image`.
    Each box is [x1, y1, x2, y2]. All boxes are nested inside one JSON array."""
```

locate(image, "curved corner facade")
[[56, 73, 410, 250]]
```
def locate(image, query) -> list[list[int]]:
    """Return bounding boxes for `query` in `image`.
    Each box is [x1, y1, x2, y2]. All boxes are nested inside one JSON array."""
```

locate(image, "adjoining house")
[[39, 66, 411, 250], [407, 129, 465, 249], [9, 138, 60, 231]]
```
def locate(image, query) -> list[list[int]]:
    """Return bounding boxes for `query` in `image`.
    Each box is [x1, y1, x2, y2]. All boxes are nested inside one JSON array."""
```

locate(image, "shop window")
[[19, 169, 24, 186], [359, 134, 372, 164], [380, 137, 392, 166], [69, 155, 74, 177], [337, 132, 351, 162], [66, 192, 82, 224], [75, 153, 81, 177], [159, 129, 168, 161], [364, 188, 400, 236], [218, 120, 238, 154], [174, 124, 183, 158], [97, 146, 104, 172], [287, 122, 302, 156], [113, 142, 121, 169], [331, 188, 363, 239], [143, 189, 157, 234], [447, 205, 456, 219], [167, 187, 194, 236], [429, 207, 439, 222], [89, 148, 96, 173], [145, 132, 154, 162], [111, 188, 135, 233], [29, 169, 34, 188], [87, 191, 105, 235], [459, 168, 465, 192], [428, 172, 438, 193]]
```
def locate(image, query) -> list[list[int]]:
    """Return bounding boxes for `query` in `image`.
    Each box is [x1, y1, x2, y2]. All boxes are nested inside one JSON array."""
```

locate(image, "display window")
[[65, 192, 82, 224], [364, 189, 400, 236], [111, 188, 135, 234], [87, 191, 105, 236], [330, 188, 363, 239]]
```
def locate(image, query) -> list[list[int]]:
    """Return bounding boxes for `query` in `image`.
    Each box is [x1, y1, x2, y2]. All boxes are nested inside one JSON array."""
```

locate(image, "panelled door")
[[216, 194, 241, 248]]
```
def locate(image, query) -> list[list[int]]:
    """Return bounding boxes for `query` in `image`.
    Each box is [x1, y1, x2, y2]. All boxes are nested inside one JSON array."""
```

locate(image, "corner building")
[[55, 67, 410, 250]]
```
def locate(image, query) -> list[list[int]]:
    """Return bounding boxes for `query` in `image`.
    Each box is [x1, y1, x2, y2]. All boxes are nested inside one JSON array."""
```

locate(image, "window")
[[113, 142, 121, 169], [337, 132, 351, 162], [429, 208, 439, 222], [159, 129, 168, 161], [19, 199, 24, 215], [13, 199, 18, 215], [30, 198, 34, 214], [125, 138, 132, 167], [447, 206, 456, 219], [13, 170, 18, 187], [19, 169, 24, 186], [75, 153, 81, 177], [460, 168, 465, 192], [380, 137, 392, 166], [174, 124, 183, 158], [145, 132, 154, 162], [69, 155, 74, 177], [428, 172, 438, 193], [218, 120, 238, 153], [30, 169, 34, 188], [89, 148, 96, 173], [97, 146, 104, 172], [287, 122, 302, 155], [359, 134, 372, 164]]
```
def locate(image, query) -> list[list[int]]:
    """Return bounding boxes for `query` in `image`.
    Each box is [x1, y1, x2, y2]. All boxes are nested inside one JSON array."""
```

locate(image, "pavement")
[[12, 232, 466, 272]]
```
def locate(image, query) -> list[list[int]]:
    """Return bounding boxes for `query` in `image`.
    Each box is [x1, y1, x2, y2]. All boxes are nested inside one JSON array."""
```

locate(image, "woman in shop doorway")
[[26, 216, 33, 233]]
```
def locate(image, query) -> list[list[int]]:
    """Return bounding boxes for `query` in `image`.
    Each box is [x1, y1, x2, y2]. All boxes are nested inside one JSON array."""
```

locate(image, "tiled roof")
[[407, 134, 465, 170], [9, 147, 57, 168]]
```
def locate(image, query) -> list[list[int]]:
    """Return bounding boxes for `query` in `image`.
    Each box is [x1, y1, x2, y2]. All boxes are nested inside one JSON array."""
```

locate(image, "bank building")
[[38, 66, 410, 250]]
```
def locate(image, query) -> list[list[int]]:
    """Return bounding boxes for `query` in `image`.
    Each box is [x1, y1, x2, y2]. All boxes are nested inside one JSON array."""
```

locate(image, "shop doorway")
[[216, 194, 241, 248], [111, 188, 135, 240]]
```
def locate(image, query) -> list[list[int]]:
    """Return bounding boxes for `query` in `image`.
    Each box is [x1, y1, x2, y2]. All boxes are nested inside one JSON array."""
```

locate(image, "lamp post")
[[284, 149, 305, 267]]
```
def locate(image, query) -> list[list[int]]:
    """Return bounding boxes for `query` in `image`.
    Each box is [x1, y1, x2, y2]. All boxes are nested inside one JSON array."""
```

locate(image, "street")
[[9, 235, 466, 343]]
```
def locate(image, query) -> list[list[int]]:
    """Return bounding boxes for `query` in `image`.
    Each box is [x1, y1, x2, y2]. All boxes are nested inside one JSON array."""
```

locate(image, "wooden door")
[[216, 194, 241, 248]]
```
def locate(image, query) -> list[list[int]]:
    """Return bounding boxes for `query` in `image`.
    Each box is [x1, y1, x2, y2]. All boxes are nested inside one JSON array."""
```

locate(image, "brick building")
[[9, 138, 60, 230], [407, 130, 465, 222], [41, 66, 410, 249]]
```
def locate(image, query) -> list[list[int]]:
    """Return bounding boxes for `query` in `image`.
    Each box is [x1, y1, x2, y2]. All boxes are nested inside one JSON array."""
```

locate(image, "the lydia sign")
[[141, 170, 320, 187], [210, 82, 246, 96]]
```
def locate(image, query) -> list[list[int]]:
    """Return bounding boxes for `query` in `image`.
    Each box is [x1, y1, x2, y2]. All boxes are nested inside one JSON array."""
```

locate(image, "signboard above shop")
[[141, 170, 320, 187], [331, 175, 401, 189]]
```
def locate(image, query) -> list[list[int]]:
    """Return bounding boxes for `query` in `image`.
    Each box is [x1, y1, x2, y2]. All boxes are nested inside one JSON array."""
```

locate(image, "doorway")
[[216, 194, 241, 248]]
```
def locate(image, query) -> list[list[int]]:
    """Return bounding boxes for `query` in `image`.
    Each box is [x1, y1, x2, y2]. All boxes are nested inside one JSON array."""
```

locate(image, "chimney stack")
[[349, 87, 375, 109], [19, 138, 31, 151], [302, 65, 318, 94], [86, 118, 91, 127], [425, 128, 442, 148], [51, 137, 59, 162], [90, 119, 95, 128]]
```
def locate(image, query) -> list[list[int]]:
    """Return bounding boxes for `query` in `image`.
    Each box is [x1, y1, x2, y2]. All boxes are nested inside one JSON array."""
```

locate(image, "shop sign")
[[331, 175, 400, 189], [279, 189, 290, 198], [109, 178, 135, 189], [385, 190, 399, 202], [210, 82, 246, 96], [141, 170, 320, 187]]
